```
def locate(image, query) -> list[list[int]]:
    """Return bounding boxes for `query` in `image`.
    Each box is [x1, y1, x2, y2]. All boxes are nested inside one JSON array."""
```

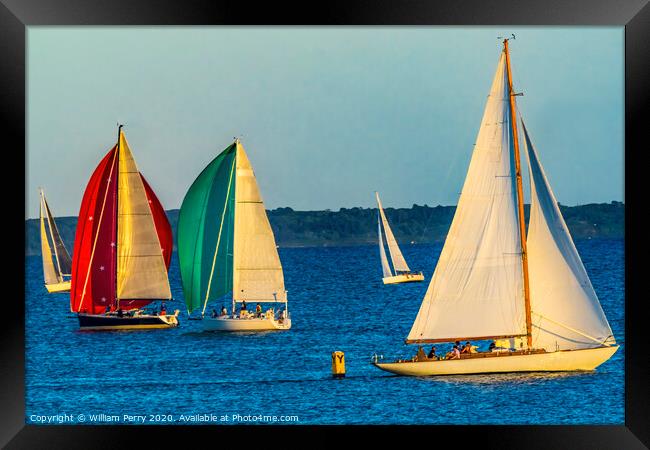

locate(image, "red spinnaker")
[[141, 175, 173, 269], [70, 147, 118, 314]]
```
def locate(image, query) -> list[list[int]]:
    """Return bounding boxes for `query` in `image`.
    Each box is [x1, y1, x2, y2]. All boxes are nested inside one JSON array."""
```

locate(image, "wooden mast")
[[503, 39, 533, 349]]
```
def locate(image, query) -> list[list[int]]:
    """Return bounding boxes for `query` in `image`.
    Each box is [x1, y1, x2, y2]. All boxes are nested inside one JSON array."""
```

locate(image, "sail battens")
[[406, 51, 526, 343]]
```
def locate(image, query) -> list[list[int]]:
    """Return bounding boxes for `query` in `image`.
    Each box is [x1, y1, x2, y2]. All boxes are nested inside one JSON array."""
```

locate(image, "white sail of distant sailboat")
[[373, 39, 618, 376], [39, 189, 73, 293], [375, 192, 423, 285]]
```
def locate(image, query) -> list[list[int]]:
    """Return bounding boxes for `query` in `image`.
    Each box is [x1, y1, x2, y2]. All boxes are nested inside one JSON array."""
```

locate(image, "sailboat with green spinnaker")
[[177, 139, 291, 332]]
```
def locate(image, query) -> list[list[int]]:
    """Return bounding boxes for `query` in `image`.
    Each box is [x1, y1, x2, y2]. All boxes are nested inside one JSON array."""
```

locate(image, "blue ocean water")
[[25, 239, 624, 425]]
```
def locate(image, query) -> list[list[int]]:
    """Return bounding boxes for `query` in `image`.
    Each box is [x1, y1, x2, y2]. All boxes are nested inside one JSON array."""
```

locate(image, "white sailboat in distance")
[[376, 192, 424, 285], [39, 189, 72, 293], [373, 39, 618, 376]]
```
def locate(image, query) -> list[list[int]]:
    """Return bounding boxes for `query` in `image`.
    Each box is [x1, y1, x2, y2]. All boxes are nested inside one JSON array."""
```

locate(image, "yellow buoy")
[[331, 351, 345, 378]]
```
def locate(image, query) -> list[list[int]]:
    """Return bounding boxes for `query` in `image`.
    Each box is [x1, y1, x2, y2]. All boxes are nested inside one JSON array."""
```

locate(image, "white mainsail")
[[116, 133, 172, 300], [232, 142, 286, 302], [378, 213, 392, 278], [522, 120, 615, 350], [40, 195, 59, 285], [375, 192, 410, 272], [407, 52, 527, 343]]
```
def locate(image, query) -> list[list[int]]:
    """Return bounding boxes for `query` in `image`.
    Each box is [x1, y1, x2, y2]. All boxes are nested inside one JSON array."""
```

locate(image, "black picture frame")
[[3, 0, 647, 447]]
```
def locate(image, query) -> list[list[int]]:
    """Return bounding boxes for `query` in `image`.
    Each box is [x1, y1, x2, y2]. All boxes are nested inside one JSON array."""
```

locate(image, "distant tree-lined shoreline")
[[25, 201, 624, 255]]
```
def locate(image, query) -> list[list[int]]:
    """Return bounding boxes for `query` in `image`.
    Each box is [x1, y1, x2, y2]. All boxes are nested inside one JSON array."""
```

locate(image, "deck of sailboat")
[[383, 272, 424, 284], [374, 346, 619, 376], [45, 280, 71, 293]]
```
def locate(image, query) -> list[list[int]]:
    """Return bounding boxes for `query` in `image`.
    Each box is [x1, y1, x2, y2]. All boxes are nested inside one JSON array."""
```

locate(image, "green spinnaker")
[[177, 143, 236, 314]]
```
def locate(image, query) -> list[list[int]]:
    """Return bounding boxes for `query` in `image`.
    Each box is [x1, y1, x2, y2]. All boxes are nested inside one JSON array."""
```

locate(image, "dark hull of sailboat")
[[77, 312, 179, 330]]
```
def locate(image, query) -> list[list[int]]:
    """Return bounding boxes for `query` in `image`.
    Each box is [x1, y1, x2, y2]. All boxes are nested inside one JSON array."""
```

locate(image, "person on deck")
[[241, 301, 247, 311], [446, 345, 461, 360], [489, 341, 497, 352], [255, 303, 262, 318], [427, 346, 437, 360], [160, 302, 166, 316], [117, 308, 123, 318], [211, 309, 218, 318], [461, 341, 472, 354], [416, 346, 427, 362], [221, 305, 227, 317]]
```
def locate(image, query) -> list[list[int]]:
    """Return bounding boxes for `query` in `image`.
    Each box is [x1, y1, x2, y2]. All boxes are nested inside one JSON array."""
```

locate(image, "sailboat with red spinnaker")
[[70, 126, 179, 330]]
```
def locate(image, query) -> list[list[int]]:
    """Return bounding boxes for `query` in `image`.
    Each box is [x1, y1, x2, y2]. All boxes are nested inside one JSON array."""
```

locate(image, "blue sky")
[[27, 26, 623, 218]]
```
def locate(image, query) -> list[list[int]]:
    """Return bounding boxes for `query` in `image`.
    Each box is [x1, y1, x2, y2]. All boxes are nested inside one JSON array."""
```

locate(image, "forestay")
[[407, 52, 527, 343], [523, 121, 615, 350]]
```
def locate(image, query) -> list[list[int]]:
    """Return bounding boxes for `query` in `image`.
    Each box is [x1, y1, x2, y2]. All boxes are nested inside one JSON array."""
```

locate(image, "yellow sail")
[[116, 132, 172, 300], [40, 195, 59, 285], [232, 141, 286, 302]]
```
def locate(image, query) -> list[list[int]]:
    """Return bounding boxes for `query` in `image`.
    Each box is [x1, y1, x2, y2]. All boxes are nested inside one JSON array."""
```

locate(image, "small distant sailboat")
[[373, 39, 618, 376], [39, 189, 72, 293], [70, 126, 179, 330], [376, 192, 424, 285], [177, 138, 290, 332]]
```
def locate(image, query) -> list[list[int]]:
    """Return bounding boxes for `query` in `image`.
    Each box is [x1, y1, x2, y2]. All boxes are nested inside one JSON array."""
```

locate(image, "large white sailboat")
[[39, 189, 73, 293], [177, 139, 290, 332], [376, 192, 424, 285], [373, 39, 618, 376]]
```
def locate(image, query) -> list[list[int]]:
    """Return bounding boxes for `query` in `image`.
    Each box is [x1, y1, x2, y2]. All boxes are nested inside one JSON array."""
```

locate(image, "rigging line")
[[78, 148, 118, 313], [202, 154, 237, 316], [531, 311, 612, 346]]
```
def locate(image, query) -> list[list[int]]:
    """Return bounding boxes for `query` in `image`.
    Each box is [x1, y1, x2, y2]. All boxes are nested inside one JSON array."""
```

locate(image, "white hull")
[[202, 316, 291, 332], [374, 345, 618, 376], [45, 280, 71, 293], [383, 273, 424, 285]]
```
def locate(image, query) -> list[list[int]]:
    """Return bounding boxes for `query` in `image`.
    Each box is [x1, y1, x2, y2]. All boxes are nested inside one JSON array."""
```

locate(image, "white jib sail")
[[522, 120, 615, 350], [375, 192, 410, 272], [116, 133, 172, 300], [378, 212, 393, 278], [40, 195, 59, 285], [233, 142, 286, 302], [407, 52, 527, 343]]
